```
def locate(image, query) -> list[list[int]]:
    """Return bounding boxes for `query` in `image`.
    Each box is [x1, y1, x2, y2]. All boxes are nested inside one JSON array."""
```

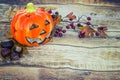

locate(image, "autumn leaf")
[[97, 27, 108, 37], [81, 26, 89, 37], [79, 26, 86, 31], [66, 12, 76, 20], [5, 6, 18, 21], [55, 15, 61, 25], [89, 28, 95, 37]]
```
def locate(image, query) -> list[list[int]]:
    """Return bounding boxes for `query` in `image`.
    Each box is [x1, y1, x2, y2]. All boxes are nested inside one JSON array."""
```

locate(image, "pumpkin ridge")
[[11, 11, 25, 35], [15, 12, 28, 30], [14, 12, 30, 45]]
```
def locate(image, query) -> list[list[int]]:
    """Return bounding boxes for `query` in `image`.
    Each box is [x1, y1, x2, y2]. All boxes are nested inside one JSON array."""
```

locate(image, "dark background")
[[0, 0, 120, 5]]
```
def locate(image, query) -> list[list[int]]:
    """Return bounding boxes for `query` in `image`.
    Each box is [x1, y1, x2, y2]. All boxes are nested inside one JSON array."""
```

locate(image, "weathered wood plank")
[[19, 44, 120, 71], [0, 3, 120, 80], [0, 66, 120, 80]]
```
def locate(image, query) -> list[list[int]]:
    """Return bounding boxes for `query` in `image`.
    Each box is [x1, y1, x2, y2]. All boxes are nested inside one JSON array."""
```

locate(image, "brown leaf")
[[89, 32, 94, 37], [82, 26, 89, 37], [66, 12, 73, 18], [6, 30, 13, 39], [66, 12, 76, 20], [55, 15, 61, 25], [100, 31, 108, 37], [89, 28, 95, 37]]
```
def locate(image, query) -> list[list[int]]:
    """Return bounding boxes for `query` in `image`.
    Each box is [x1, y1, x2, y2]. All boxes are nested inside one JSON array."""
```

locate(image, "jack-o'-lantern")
[[10, 3, 54, 46]]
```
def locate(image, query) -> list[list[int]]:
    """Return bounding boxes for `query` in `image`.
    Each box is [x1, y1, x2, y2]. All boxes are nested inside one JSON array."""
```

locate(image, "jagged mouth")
[[26, 37, 46, 44], [26, 32, 52, 44]]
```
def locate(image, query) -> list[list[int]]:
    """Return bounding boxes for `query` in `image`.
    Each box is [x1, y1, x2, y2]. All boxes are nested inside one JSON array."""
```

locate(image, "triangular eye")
[[40, 30, 46, 35], [30, 24, 39, 30], [45, 20, 50, 25]]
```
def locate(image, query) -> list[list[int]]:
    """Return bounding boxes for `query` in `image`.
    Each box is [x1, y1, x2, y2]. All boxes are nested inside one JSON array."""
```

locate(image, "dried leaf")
[[97, 27, 108, 37], [89, 32, 94, 37], [5, 6, 18, 21], [82, 26, 89, 37], [6, 30, 13, 39], [100, 31, 108, 37], [54, 15, 61, 25], [79, 26, 86, 30], [89, 28, 95, 37], [57, 15, 61, 24], [66, 12, 73, 17], [66, 12, 76, 20]]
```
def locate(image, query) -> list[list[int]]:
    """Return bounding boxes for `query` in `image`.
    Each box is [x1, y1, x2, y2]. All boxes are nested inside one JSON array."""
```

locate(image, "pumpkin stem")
[[26, 3, 36, 13]]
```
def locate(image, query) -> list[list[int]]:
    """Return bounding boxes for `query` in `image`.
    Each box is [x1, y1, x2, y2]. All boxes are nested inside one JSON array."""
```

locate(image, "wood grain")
[[0, 66, 120, 80], [0, 3, 120, 80]]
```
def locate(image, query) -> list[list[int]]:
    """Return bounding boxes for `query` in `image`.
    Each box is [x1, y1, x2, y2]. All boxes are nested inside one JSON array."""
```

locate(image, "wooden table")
[[0, 3, 120, 80]]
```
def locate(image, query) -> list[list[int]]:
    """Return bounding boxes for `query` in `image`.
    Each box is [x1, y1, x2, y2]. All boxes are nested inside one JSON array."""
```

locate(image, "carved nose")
[[30, 24, 39, 30]]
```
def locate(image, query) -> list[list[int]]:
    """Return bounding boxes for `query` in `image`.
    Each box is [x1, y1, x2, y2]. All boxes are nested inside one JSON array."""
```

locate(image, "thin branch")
[[61, 15, 99, 29]]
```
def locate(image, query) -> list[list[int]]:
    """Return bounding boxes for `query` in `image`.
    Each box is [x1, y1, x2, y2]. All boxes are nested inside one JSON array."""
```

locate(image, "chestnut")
[[13, 46, 23, 54], [10, 52, 20, 61], [1, 48, 11, 58], [1, 40, 14, 49]]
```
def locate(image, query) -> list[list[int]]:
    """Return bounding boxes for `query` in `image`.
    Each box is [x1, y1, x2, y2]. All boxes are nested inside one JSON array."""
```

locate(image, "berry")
[[69, 23, 75, 29], [71, 26, 75, 29], [55, 30, 59, 33], [58, 33, 63, 37], [54, 33, 58, 37], [51, 15, 56, 19], [55, 11, 59, 15], [86, 22, 91, 25], [48, 10, 52, 14], [66, 25, 70, 29], [98, 27, 104, 30], [70, 23, 74, 27], [57, 28, 62, 32], [69, 18, 73, 21], [1, 48, 11, 58], [95, 32, 100, 36], [54, 28, 66, 37], [77, 23, 81, 27], [87, 17, 91, 21], [78, 31, 85, 38], [62, 30, 66, 33]]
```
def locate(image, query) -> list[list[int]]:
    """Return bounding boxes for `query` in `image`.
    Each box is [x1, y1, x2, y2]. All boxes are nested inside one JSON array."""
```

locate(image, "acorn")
[[1, 40, 14, 49], [10, 52, 20, 61], [1, 48, 11, 58]]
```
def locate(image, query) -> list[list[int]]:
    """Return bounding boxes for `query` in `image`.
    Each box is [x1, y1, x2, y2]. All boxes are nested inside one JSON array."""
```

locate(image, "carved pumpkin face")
[[10, 3, 54, 46]]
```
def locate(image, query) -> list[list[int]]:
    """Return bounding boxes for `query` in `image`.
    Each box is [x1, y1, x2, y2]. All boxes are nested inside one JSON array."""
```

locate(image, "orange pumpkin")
[[10, 3, 54, 46]]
